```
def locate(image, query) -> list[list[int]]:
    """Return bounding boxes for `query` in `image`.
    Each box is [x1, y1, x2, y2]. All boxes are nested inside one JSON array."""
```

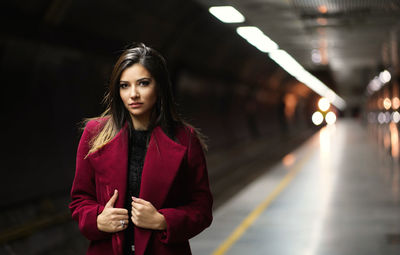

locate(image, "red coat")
[[69, 119, 213, 255]]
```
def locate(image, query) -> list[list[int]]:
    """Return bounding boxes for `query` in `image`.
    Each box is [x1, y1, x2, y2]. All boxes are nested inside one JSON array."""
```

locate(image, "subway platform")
[[191, 119, 400, 255]]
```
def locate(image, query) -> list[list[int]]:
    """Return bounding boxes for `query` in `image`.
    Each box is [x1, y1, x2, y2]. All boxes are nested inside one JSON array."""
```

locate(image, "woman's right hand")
[[97, 189, 129, 233]]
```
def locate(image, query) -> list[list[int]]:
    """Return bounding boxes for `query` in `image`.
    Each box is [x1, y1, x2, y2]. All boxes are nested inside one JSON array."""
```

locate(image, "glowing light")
[[312, 111, 324, 125], [383, 98, 392, 110], [367, 76, 382, 93], [379, 70, 391, 84], [269, 49, 305, 76], [392, 97, 400, 110], [268, 50, 346, 110], [318, 97, 330, 112], [392, 111, 400, 123], [282, 153, 296, 167], [311, 49, 322, 64], [325, 111, 336, 125], [318, 5, 328, 13], [378, 112, 386, 124], [209, 6, 245, 23], [236, 26, 278, 53], [390, 122, 399, 158]]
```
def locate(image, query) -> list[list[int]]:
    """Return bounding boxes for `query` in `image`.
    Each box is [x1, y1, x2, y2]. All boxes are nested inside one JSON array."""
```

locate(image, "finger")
[[111, 208, 129, 215], [131, 206, 140, 217], [105, 189, 118, 208], [131, 201, 142, 210], [132, 196, 149, 205], [111, 214, 130, 221]]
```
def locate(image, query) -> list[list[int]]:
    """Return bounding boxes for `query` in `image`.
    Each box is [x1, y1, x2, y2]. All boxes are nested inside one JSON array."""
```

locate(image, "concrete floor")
[[191, 119, 400, 255]]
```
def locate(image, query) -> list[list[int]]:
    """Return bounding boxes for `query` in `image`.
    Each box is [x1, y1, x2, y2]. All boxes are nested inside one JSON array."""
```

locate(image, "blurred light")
[[311, 49, 322, 64], [269, 49, 305, 76], [392, 111, 400, 123], [312, 111, 324, 125], [268, 50, 346, 110], [316, 18, 327, 26], [318, 5, 328, 13], [379, 70, 391, 84], [367, 76, 382, 93], [390, 122, 399, 158], [325, 111, 336, 125], [378, 112, 386, 124], [393, 97, 400, 110], [282, 153, 295, 167], [209, 6, 245, 23], [318, 97, 330, 112], [384, 98, 392, 110], [385, 111, 391, 123], [236, 26, 278, 53], [367, 70, 392, 95]]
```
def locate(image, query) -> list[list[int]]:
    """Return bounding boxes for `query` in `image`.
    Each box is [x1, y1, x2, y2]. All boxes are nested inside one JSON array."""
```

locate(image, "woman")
[[69, 43, 213, 255]]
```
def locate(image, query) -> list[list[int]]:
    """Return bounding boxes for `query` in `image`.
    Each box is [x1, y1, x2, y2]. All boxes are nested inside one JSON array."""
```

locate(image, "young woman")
[[69, 43, 213, 255]]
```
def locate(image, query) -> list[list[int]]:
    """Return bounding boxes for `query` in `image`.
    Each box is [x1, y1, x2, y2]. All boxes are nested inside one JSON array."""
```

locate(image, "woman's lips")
[[129, 103, 143, 108]]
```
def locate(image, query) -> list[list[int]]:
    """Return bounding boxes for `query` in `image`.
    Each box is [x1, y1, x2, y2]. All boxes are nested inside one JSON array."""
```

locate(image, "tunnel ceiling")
[[195, 0, 400, 109]]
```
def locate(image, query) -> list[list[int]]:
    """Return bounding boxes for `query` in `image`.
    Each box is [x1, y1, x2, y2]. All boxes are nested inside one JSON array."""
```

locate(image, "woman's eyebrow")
[[119, 77, 151, 83], [137, 77, 151, 81]]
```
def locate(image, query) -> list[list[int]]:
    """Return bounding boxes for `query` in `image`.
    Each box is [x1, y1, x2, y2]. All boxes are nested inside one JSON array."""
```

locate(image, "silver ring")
[[120, 220, 125, 227]]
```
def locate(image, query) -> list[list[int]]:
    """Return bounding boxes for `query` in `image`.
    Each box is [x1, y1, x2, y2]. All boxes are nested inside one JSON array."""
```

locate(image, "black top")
[[124, 129, 150, 254]]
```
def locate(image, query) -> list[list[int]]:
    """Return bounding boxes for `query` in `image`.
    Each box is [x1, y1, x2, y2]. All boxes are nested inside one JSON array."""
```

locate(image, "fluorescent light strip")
[[207, 8, 346, 109], [269, 50, 346, 110], [209, 6, 245, 23], [236, 26, 278, 53]]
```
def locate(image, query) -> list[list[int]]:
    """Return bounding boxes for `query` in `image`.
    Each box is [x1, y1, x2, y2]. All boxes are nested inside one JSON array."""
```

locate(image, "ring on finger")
[[120, 219, 125, 227]]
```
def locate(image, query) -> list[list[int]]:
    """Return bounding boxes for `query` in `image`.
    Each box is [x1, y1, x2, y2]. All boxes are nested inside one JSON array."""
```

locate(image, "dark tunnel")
[[1, 0, 400, 254]]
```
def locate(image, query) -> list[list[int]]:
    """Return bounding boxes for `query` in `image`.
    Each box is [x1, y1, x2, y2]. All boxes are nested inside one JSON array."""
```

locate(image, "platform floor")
[[191, 119, 400, 255]]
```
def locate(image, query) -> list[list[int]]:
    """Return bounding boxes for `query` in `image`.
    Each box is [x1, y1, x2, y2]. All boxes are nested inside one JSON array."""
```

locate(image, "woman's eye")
[[139, 80, 150, 86], [119, 83, 128, 89]]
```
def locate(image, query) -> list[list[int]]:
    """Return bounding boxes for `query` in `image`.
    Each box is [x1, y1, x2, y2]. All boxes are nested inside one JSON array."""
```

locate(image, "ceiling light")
[[379, 70, 391, 84], [312, 111, 324, 125], [325, 111, 337, 125], [236, 26, 278, 53], [209, 6, 245, 23], [318, 5, 328, 14], [268, 49, 346, 110], [318, 97, 330, 112]]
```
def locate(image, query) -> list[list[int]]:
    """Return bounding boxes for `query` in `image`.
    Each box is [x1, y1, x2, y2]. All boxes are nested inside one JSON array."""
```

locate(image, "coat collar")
[[89, 122, 187, 207]]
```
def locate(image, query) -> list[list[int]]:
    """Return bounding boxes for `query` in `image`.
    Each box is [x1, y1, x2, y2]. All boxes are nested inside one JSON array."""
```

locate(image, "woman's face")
[[119, 63, 157, 124]]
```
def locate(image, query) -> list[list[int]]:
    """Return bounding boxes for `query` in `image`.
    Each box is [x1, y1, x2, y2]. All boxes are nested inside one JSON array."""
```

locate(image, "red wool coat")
[[69, 119, 213, 255]]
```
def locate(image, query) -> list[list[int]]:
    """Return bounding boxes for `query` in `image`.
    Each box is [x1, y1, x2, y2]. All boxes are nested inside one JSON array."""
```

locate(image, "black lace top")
[[124, 128, 150, 254]]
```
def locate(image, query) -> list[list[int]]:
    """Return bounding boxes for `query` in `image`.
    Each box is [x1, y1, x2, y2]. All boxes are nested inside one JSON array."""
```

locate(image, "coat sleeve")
[[69, 120, 111, 241], [157, 128, 213, 244]]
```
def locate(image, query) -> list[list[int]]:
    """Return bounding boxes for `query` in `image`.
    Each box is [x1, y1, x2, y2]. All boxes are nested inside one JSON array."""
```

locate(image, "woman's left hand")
[[131, 197, 167, 230]]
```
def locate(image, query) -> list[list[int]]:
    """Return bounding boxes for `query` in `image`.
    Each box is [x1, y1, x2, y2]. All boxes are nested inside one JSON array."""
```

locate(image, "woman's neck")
[[130, 113, 150, 131]]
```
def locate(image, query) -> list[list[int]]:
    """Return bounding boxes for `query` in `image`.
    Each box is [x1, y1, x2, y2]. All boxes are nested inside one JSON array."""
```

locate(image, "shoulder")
[[80, 117, 110, 142], [84, 117, 109, 133], [174, 124, 194, 144], [175, 123, 207, 152]]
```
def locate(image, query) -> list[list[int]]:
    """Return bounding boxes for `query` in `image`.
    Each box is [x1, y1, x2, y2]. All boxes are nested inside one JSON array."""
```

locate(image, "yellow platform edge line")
[[212, 150, 313, 255]]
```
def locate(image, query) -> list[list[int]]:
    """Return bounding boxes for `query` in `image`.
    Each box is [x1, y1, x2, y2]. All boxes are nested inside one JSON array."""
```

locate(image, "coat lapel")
[[140, 126, 187, 207], [135, 126, 187, 255]]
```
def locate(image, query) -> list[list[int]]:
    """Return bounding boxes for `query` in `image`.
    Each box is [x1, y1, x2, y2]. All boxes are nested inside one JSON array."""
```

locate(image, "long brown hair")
[[85, 43, 206, 156]]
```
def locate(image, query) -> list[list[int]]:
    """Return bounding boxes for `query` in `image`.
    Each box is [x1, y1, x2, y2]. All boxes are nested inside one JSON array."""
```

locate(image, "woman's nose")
[[130, 86, 139, 98]]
